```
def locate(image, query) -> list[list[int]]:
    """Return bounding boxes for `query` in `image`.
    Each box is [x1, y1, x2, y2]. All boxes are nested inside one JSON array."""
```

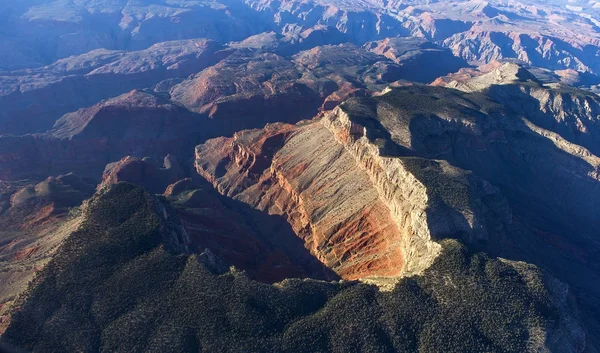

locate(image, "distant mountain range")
[[1, 0, 599, 85]]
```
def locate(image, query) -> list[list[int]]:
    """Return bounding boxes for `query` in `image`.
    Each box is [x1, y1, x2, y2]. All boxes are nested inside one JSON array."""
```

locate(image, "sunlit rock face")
[[194, 104, 515, 281], [196, 122, 412, 280], [195, 78, 600, 348]]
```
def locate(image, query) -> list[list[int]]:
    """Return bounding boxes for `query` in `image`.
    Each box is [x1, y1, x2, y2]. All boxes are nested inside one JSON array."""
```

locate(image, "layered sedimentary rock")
[[196, 77, 600, 347], [342, 83, 600, 348], [195, 110, 513, 280], [196, 122, 411, 280], [0, 44, 418, 183]]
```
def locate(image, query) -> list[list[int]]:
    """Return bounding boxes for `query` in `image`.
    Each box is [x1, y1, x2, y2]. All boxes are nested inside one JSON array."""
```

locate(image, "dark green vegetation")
[[3, 183, 570, 353], [339, 84, 599, 350]]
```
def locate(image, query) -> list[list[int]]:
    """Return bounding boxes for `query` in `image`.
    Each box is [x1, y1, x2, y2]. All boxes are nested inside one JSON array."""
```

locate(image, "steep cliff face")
[[196, 122, 410, 280], [340, 84, 600, 349], [195, 81, 600, 348], [195, 107, 514, 281], [2, 183, 585, 353]]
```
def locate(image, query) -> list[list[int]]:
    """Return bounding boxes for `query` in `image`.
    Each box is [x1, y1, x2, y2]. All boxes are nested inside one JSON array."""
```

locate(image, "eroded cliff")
[[195, 104, 514, 281]]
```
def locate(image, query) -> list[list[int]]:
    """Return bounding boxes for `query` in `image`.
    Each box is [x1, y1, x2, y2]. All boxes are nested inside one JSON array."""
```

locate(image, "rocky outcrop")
[[342, 85, 600, 350], [196, 122, 409, 280], [195, 105, 516, 281], [400, 1, 600, 77], [0, 44, 415, 182], [195, 82, 600, 349]]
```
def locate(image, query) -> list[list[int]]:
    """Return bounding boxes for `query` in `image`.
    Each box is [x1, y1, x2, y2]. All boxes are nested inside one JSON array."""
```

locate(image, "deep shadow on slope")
[[1, 183, 580, 353], [486, 83, 600, 157], [341, 86, 600, 349], [168, 176, 339, 283]]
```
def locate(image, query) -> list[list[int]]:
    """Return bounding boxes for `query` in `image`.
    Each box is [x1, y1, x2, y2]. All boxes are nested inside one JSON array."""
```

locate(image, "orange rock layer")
[[196, 122, 406, 280]]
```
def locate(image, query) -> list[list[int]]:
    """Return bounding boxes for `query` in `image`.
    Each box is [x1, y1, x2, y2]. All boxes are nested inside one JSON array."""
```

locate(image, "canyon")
[[194, 64, 600, 349], [0, 1, 599, 352]]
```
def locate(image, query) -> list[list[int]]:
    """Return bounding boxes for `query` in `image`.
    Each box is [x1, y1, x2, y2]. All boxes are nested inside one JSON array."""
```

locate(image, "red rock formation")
[[164, 178, 336, 283], [196, 122, 408, 280], [0, 39, 231, 134]]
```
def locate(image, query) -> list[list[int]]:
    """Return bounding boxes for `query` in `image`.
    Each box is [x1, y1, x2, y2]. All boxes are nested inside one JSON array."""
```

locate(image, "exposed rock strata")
[[170, 45, 408, 135], [195, 109, 514, 280], [196, 80, 600, 348], [196, 122, 410, 280]]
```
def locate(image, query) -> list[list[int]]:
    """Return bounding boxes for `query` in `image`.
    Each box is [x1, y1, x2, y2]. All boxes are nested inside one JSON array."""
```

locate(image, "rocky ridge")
[[195, 106, 515, 281], [195, 68, 600, 348], [0, 43, 446, 182], [1, 182, 587, 353], [0, 174, 96, 334]]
